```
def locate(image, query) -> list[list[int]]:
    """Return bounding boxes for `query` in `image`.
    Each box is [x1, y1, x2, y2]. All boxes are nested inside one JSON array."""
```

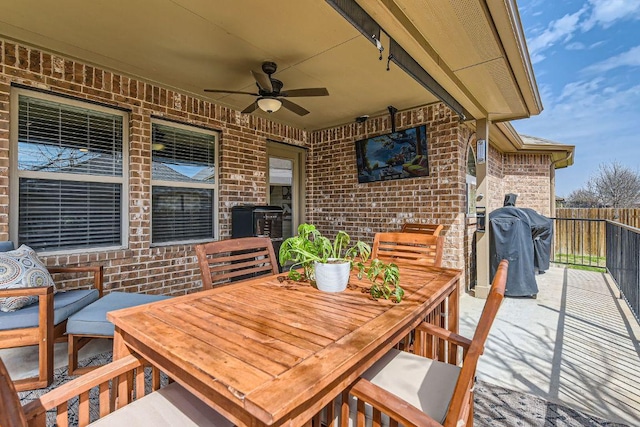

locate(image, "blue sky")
[[511, 0, 640, 197]]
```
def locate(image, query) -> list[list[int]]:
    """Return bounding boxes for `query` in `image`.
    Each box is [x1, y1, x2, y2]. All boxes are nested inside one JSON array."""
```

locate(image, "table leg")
[[112, 327, 133, 360], [112, 327, 134, 409]]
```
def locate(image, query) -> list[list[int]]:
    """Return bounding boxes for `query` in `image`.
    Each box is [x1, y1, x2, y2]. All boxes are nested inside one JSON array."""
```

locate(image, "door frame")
[[266, 141, 307, 234]]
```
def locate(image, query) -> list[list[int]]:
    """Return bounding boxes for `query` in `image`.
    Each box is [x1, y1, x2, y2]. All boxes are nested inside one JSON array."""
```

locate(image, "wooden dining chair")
[[195, 236, 279, 289], [343, 259, 508, 427], [1, 353, 233, 427], [401, 222, 444, 236], [372, 232, 444, 268]]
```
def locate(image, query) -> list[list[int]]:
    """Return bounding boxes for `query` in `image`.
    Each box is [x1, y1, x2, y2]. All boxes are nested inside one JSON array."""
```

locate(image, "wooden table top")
[[108, 265, 461, 426]]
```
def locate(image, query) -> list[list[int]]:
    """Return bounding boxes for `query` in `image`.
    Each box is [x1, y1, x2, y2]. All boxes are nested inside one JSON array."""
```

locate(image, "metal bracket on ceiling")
[[326, 0, 472, 122], [372, 34, 384, 61], [388, 105, 398, 133]]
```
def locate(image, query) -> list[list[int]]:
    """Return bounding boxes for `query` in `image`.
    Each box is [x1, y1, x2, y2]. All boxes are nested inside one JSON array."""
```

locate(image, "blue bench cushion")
[[67, 292, 170, 337], [0, 289, 99, 330], [0, 241, 15, 252]]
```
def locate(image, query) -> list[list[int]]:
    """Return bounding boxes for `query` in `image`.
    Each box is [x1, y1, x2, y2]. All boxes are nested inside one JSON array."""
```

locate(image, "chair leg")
[[468, 388, 475, 426], [13, 292, 55, 392], [40, 291, 54, 387], [68, 335, 103, 375], [340, 390, 350, 427], [68, 334, 80, 375]]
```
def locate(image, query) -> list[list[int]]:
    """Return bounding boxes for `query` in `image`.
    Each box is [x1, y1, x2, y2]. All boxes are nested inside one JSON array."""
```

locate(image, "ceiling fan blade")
[[280, 88, 329, 97], [280, 98, 310, 116], [241, 101, 259, 114], [251, 70, 273, 92], [204, 89, 259, 95]]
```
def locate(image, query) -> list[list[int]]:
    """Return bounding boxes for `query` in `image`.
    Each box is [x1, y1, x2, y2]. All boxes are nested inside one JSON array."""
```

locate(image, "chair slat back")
[[0, 358, 27, 427], [444, 259, 508, 425], [195, 237, 279, 289], [400, 222, 444, 236], [372, 232, 443, 268]]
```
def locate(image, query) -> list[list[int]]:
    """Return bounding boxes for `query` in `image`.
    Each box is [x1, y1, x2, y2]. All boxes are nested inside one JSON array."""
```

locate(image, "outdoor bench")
[[66, 291, 170, 374]]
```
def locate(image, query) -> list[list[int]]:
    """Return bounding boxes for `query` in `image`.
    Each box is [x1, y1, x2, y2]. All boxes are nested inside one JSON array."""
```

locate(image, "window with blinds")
[[151, 121, 217, 244], [12, 91, 127, 252]]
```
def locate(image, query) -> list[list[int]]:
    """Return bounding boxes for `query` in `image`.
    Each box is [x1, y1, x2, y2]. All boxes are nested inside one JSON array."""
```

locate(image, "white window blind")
[[14, 92, 126, 252], [151, 121, 217, 244]]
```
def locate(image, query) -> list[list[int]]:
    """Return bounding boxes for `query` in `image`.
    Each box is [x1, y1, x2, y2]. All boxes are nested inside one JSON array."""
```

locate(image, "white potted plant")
[[279, 224, 403, 301]]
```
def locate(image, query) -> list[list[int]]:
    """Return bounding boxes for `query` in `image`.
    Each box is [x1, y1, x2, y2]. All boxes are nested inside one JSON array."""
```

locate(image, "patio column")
[[475, 118, 491, 299], [550, 166, 557, 217]]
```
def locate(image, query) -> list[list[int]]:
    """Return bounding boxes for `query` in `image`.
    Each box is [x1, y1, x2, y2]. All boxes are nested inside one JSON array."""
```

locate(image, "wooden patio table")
[[108, 264, 461, 427]]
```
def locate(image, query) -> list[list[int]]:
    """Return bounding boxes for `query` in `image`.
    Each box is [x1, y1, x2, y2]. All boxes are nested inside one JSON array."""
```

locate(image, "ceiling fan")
[[204, 61, 329, 116]]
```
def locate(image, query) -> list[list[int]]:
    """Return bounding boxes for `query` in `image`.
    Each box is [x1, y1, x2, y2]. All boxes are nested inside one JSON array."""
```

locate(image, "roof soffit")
[[356, 0, 540, 121]]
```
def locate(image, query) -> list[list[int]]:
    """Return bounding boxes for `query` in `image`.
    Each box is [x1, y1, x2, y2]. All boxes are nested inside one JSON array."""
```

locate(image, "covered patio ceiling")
[[0, 0, 541, 131]]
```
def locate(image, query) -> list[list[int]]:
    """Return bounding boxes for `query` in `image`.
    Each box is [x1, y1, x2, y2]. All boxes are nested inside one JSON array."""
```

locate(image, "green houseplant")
[[279, 223, 403, 301]]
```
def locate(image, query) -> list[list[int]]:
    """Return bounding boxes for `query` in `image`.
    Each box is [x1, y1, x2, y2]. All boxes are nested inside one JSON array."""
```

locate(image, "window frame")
[[466, 144, 477, 218], [150, 118, 219, 246], [9, 87, 129, 255]]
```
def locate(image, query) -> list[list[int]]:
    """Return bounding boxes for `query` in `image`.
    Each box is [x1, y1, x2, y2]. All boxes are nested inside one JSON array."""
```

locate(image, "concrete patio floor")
[[461, 266, 640, 425]]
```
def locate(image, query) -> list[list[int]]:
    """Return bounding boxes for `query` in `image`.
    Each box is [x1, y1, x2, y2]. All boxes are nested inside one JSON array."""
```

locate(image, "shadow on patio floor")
[[462, 266, 640, 426]]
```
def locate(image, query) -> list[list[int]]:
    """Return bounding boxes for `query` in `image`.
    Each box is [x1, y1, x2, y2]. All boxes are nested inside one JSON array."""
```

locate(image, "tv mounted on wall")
[[355, 124, 429, 183]]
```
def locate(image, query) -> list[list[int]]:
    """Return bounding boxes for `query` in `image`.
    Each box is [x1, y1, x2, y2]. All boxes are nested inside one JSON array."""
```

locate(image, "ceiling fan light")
[[257, 97, 282, 113]]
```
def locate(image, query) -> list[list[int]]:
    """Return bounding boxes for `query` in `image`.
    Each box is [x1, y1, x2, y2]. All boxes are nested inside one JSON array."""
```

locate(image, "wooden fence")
[[555, 208, 640, 227], [553, 208, 640, 263]]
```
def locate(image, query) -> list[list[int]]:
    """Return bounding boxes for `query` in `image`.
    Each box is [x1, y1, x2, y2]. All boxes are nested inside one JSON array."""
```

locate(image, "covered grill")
[[489, 202, 553, 297]]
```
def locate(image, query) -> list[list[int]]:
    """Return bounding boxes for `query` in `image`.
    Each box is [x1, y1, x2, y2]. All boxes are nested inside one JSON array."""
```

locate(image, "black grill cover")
[[489, 207, 538, 297], [503, 193, 518, 207], [520, 208, 554, 273]]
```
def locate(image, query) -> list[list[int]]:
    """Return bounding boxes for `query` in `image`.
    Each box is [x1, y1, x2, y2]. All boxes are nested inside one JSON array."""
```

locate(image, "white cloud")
[[517, 1, 640, 195], [566, 42, 586, 50], [527, 9, 586, 62], [526, 0, 640, 64], [581, 0, 640, 30], [513, 80, 640, 195], [550, 78, 638, 131], [536, 83, 554, 106], [530, 52, 546, 64], [583, 45, 640, 73], [557, 77, 604, 102]]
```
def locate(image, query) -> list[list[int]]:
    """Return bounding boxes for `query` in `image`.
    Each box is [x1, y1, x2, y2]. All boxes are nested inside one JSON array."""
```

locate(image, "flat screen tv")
[[355, 125, 428, 183]]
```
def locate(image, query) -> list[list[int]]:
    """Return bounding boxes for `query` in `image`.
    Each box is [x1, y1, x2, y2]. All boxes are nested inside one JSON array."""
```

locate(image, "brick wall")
[[503, 153, 552, 215], [0, 39, 308, 295], [308, 104, 469, 285], [486, 148, 552, 215], [487, 144, 505, 212]]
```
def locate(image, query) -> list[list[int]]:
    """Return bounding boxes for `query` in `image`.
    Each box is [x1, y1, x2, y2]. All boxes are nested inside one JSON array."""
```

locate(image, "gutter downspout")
[[550, 151, 574, 216]]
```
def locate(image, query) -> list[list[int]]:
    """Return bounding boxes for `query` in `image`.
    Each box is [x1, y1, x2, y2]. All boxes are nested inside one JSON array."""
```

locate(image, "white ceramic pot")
[[313, 259, 350, 292]]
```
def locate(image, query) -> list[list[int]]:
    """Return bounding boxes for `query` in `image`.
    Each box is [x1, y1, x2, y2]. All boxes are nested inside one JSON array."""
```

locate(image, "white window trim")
[[9, 87, 130, 255], [466, 144, 477, 218], [150, 118, 219, 246]]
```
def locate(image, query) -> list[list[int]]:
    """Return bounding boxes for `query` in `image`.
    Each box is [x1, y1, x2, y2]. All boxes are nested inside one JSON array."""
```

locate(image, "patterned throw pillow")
[[0, 245, 56, 312]]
